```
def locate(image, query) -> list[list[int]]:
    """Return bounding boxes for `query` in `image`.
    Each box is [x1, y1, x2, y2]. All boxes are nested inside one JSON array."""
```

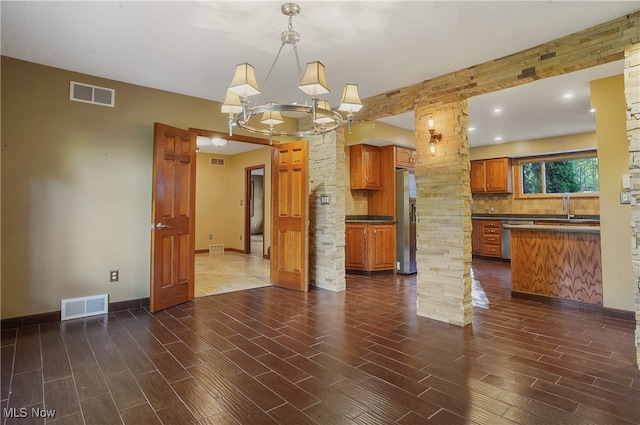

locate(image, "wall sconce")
[[428, 117, 442, 156]]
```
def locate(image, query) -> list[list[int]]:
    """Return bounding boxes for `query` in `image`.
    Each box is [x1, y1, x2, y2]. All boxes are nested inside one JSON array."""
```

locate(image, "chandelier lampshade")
[[221, 89, 242, 114], [228, 63, 261, 98], [260, 102, 285, 126], [339, 84, 363, 113], [314, 100, 335, 124], [299, 61, 330, 96]]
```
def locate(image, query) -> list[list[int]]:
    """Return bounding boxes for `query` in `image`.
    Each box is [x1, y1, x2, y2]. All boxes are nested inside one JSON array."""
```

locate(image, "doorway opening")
[[190, 129, 273, 298], [245, 165, 266, 258]]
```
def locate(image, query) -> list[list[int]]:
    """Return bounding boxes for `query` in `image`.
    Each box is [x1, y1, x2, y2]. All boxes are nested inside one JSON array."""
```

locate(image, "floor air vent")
[[209, 244, 224, 253], [61, 294, 109, 321], [70, 81, 115, 107]]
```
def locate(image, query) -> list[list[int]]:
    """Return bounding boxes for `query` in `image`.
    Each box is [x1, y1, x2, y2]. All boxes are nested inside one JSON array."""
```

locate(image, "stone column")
[[414, 100, 472, 326], [625, 43, 640, 368], [307, 130, 347, 292]]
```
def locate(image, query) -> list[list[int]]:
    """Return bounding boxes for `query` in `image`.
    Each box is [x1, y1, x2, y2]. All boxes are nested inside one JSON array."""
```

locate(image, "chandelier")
[[221, 3, 363, 139]]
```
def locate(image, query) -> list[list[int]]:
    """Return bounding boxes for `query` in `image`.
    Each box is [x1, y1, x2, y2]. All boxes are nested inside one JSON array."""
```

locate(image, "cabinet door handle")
[[374, 228, 377, 235]]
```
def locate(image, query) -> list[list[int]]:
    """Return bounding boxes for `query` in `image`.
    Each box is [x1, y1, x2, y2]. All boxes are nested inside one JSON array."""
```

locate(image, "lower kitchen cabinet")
[[471, 219, 483, 254], [345, 223, 396, 271], [472, 219, 502, 258]]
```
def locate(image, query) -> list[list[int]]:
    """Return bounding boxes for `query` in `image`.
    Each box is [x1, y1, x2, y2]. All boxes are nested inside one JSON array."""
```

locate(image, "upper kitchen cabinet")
[[395, 146, 415, 169], [350, 144, 381, 189], [470, 158, 512, 193]]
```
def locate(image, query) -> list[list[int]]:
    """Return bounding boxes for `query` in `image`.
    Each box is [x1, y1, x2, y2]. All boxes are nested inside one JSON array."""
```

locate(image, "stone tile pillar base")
[[308, 130, 346, 292], [414, 101, 472, 326], [625, 43, 640, 369]]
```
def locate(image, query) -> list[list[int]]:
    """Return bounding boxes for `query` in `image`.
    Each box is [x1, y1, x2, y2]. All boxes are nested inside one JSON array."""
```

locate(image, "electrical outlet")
[[110, 270, 119, 282], [209, 234, 213, 240]]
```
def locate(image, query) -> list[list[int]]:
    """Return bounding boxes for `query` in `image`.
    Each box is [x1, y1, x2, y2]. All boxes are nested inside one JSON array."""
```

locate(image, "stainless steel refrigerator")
[[396, 169, 417, 274]]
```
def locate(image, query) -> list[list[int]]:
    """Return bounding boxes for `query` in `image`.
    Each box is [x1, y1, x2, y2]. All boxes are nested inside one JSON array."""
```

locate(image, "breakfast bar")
[[505, 224, 602, 305]]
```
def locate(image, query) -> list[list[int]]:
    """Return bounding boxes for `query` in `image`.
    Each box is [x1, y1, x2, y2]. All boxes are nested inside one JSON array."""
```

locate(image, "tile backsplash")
[[472, 193, 599, 216]]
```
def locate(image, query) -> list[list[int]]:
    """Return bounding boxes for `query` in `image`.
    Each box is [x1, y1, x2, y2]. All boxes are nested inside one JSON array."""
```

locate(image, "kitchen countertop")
[[345, 215, 395, 224], [504, 223, 600, 233], [472, 214, 600, 224]]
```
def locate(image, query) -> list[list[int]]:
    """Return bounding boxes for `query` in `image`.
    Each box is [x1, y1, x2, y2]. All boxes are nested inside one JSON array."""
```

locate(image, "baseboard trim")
[[511, 290, 635, 323], [1, 297, 150, 329], [195, 249, 209, 254], [602, 307, 636, 322], [225, 248, 244, 254]]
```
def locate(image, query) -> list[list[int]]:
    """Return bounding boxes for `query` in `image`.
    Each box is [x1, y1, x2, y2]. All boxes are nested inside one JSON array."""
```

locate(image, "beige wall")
[[470, 132, 597, 160], [592, 74, 634, 311], [195, 148, 271, 255], [0, 57, 254, 318], [344, 121, 415, 147]]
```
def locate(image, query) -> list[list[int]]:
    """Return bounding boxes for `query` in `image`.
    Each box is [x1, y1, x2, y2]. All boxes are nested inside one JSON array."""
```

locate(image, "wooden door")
[[271, 141, 308, 291], [345, 224, 368, 270], [150, 123, 196, 312]]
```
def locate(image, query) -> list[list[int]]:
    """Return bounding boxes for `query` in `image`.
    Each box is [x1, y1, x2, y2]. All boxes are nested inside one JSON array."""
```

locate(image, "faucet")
[[562, 193, 573, 219]]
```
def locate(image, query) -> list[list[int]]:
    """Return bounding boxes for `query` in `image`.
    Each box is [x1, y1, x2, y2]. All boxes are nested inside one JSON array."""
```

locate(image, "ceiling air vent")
[[210, 158, 225, 166], [70, 81, 115, 107]]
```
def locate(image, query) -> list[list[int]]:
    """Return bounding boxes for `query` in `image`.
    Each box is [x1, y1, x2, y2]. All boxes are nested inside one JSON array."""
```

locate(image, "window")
[[514, 151, 599, 198]]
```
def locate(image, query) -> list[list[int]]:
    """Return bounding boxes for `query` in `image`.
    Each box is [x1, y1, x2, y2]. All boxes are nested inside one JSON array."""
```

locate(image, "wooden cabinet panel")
[[511, 228, 602, 305], [345, 223, 395, 271], [470, 161, 486, 193], [471, 219, 483, 254], [368, 146, 396, 217], [350, 144, 381, 189], [345, 224, 368, 269], [485, 158, 511, 192], [369, 225, 396, 270], [470, 158, 512, 193], [395, 146, 415, 169]]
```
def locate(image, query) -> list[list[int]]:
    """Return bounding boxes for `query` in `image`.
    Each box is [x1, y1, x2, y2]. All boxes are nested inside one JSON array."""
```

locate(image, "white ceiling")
[[2, 1, 637, 154]]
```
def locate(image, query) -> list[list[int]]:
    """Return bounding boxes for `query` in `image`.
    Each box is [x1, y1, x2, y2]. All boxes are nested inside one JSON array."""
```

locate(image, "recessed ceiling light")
[[564, 93, 573, 99], [469, 127, 476, 131], [493, 108, 501, 113], [494, 137, 503, 141]]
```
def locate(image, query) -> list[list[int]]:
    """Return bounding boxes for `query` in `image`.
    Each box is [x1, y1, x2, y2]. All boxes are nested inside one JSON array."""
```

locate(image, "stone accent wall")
[[308, 130, 347, 292], [625, 43, 640, 367], [350, 12, 639, 328]]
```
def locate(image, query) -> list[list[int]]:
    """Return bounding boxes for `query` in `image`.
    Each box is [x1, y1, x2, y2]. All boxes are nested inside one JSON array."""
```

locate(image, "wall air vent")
[[209, 244, 224, 253], [61, 294, 109, 321], [210, 158, 225, 166], [70, 81, 115, 107]]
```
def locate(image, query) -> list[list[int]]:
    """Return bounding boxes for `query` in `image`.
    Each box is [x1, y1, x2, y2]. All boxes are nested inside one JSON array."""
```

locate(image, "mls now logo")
[[3, 407, 56, 418]]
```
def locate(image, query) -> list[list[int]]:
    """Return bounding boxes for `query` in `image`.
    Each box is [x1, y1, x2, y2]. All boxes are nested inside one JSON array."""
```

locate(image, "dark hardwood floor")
[[2, 258, 639, 424]]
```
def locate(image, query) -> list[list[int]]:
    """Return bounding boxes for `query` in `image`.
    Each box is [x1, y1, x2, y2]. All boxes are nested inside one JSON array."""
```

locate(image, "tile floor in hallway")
[[195, 235, 270, 298], [1, 259, 639, 425]]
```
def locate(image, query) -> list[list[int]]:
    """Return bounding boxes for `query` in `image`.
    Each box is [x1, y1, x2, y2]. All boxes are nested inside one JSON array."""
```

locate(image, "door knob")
[[156, 223, 171, 229]]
